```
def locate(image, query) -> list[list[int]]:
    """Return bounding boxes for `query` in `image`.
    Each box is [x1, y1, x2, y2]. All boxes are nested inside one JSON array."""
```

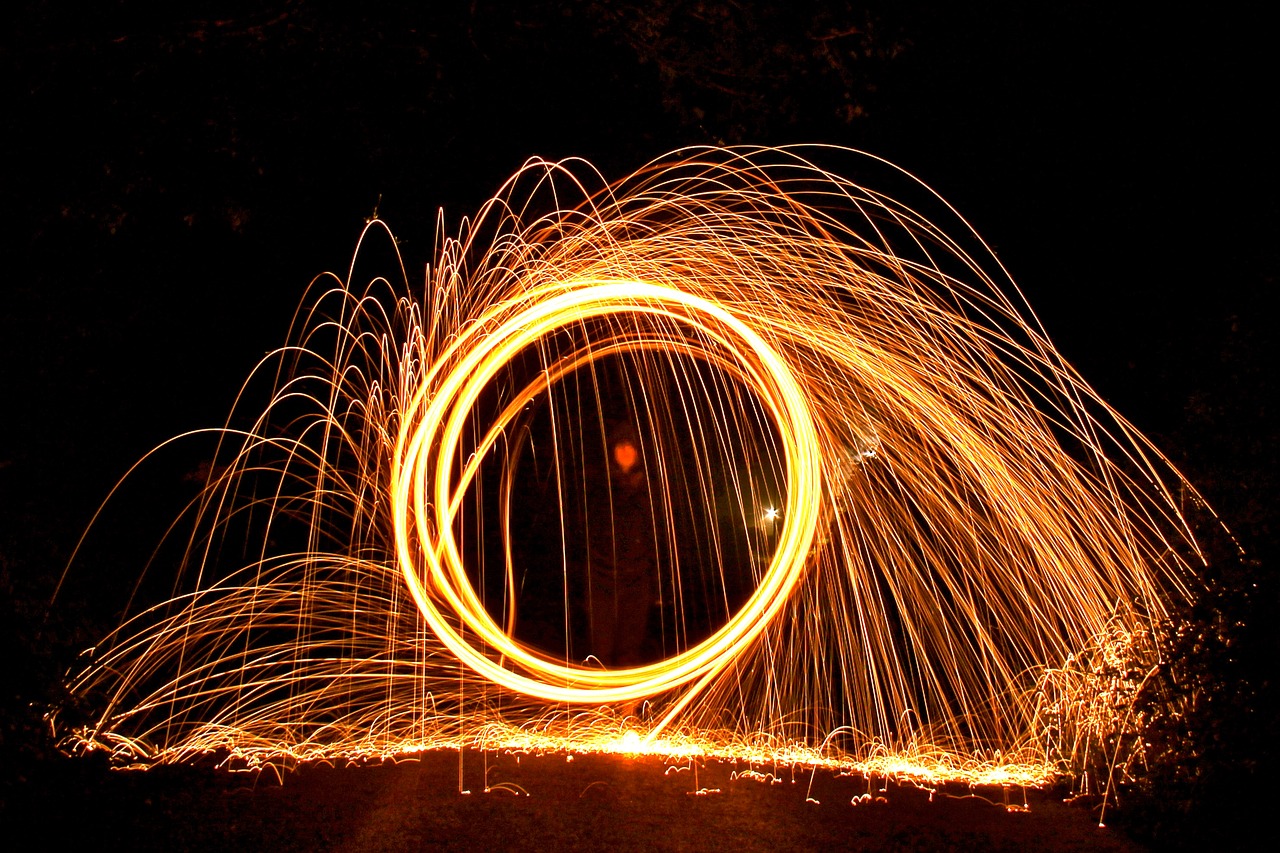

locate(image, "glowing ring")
[[392, 279, 822, 703]]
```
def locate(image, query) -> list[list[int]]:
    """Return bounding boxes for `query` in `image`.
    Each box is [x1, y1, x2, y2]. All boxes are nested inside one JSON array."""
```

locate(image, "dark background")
[[3, 2, 1275, 847]]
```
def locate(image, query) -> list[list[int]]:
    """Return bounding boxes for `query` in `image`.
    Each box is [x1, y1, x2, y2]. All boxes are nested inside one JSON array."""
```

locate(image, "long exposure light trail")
[[394, 280, 821, 708], [54, 146, 1203, 788]]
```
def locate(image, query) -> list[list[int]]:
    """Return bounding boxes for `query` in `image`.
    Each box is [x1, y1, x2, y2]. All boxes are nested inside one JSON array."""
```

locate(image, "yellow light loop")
[[391, 279, 822, 704]]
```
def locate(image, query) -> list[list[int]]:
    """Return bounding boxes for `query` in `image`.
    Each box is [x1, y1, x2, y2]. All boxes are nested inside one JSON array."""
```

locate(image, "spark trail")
[[56, 146, 1202, 786]]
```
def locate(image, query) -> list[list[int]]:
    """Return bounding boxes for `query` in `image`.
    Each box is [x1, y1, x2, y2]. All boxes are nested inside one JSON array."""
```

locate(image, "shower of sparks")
[[54, 146, 1203, 788]]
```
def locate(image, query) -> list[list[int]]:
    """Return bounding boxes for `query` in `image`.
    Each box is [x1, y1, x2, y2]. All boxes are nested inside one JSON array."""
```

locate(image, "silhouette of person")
[[583, 421, 658, 667]]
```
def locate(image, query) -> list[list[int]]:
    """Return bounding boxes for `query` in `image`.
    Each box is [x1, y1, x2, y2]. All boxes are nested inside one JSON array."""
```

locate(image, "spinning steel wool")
[[56, 146, 1200, 786]]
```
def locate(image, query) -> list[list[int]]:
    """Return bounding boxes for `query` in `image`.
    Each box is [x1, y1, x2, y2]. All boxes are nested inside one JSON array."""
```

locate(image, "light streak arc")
[[53, 146, 1205, 787]]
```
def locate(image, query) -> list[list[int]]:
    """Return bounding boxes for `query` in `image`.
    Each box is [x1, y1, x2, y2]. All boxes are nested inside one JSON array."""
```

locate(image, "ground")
[[6, 749, 1144, 851]]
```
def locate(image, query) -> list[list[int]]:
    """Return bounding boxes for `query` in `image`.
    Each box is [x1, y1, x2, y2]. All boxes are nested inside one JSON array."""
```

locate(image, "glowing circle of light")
[[392, 279, 823, 704]]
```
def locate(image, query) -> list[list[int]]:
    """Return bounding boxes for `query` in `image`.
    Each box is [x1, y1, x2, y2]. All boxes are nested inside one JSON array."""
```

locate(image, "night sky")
[[3, 1, 1275, 844]]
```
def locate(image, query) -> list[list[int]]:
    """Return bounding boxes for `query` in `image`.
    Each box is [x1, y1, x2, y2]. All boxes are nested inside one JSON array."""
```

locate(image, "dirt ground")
[[4, 749, 1145, 851]]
